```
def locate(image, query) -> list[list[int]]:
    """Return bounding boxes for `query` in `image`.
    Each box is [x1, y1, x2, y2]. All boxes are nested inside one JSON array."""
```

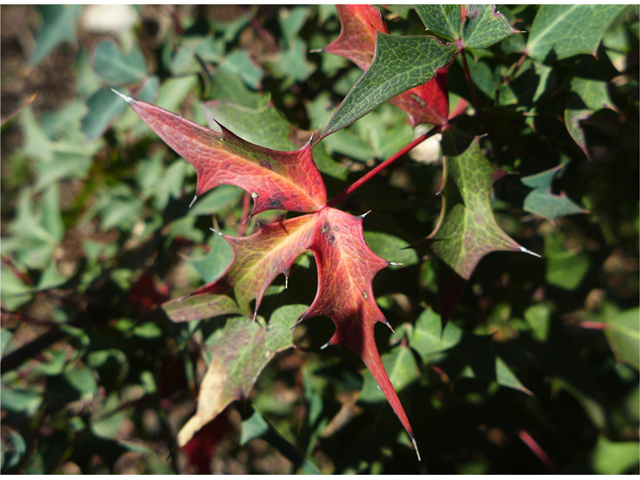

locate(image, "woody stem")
[[327, 126, 440, 208]]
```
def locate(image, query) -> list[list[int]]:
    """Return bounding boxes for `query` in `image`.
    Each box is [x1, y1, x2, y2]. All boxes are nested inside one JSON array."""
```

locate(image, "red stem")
[[460, 50, 480, 112], [326, 127, 440, 208]]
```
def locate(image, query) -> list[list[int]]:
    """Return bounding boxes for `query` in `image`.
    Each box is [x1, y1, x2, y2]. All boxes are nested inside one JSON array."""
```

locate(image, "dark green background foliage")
[[1, 4, 638, 474]]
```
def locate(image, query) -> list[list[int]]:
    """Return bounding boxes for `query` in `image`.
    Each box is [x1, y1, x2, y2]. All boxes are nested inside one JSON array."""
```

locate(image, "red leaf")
[[181, 411, 234, 474], [114, 92, 326, 215], [324, 4, 450, 127]]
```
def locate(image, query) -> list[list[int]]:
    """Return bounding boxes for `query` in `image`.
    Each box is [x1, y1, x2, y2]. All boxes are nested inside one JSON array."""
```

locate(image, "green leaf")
[[461, 5, 518, 49], [322, 33, 458, 138], [526, 5, 629, 61], [495, 356, 530, 393], [521, 164, 587, 222], [20, 106, 53, 163], [415, 5, 461, 42], [359, 345, 420, 403], [221, 50, 263, 90], [267, 38, 316, 83], [188, 185, 244, 217], [592, 437, 640, 474], [363, 231, 419, 267], [0, 386, 43, 415], [424, 137, 523, 280], [544, 234, 590, 290], [605, 307, 640, 370], [188, 234, 234, 284], [81, 87, 128, 139], [177, 305, 306, 446], [93, 40, 147, 85], [524, 303, 552, 342], [30, 5, 82, 67], [92, 411, 129, 440], [409, 307, 463, 363], [0, 265, 33, 311]]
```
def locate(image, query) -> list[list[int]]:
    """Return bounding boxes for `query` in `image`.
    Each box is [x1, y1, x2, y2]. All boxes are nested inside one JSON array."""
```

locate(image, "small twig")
[[327, 127, 441, 208], [461, 50, 480, 112]]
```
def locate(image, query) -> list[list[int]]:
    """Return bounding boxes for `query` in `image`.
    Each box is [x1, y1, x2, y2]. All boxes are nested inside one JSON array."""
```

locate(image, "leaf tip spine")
[[188, 194, 198, 208], [111, 88, 133, 104], [520, 246, 541, 258]]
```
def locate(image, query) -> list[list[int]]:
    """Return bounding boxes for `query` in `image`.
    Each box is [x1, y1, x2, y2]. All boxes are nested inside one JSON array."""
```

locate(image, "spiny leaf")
[[420, 136, 535, 323], [461, 5, 519, 50], [116, 93, 327, 215], [193, 214, 318, 319], [525, 5, 629, 61], [324, 4, 389, 71], [564, 55, 619, 156], [202, 100, 349, 181], [521, 164, 587, 222], [322, 33, 458, 137], [165, 206, 420, 458], [415, 5, 462, 42], [425, 137, 525, 280], [177, 305, 306, 446], [324, 5, 451, 128]]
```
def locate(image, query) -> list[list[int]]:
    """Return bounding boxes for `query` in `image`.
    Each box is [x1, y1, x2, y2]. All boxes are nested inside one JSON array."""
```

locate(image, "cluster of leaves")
[[1, 4, 639, 474]]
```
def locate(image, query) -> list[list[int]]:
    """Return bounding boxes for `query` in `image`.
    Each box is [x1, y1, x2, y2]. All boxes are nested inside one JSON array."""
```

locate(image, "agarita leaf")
[[115, 92, 327, 215], [322, 33, 458, 137], [324, 5, 451, 128], [420, 137, 536, 323], [425, 138, 525, 280], [525, 5, 629, 61], [92, 40, 147, 85], [415, 5, 462, 42], [521, 164, 587, 222], [177, 305, 306, 446], [461, 5, 519, 50], [130, 94, 421, 458]]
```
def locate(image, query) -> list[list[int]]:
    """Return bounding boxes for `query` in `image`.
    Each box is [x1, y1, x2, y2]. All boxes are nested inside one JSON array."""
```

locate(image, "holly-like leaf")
[[324, 5, 451, 128], [461, 5, 519, 50], [166, 207, 420, 456], [192, 214, 318, 319], [415, 5, 462, 42], [115, 92, 327, 215], [425, 138, 525, 280], [324, 4, 389, 71], [322, 33, 458, 137], [177, 305, 306, 446], [521, 164, 587, 222], [92, 40, 147, 86], [564, 55, 619, 156], [420, 137, 535, 323], [525, 5, 629, 61]]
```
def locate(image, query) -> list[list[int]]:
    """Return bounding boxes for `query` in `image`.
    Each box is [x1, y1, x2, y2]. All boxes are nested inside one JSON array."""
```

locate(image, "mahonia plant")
[[114, 4, 628, 460]]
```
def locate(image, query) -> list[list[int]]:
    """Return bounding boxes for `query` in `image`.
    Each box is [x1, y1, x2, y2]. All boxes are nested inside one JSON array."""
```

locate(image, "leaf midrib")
[[527, 5, 580, 53]]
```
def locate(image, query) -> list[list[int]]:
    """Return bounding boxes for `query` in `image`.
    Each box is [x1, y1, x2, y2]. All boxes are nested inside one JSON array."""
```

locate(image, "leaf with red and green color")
[[192, 214, 318, 319], [324, 5, 452, 128], [113, 91, 326, 215], [164, 206, 420, 457], [324, 4, 388, 71], [298, 207, 420, 458], [521, 164, 587, 222], [421, 137, 536, 323], [177, 304, 306, 446]]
